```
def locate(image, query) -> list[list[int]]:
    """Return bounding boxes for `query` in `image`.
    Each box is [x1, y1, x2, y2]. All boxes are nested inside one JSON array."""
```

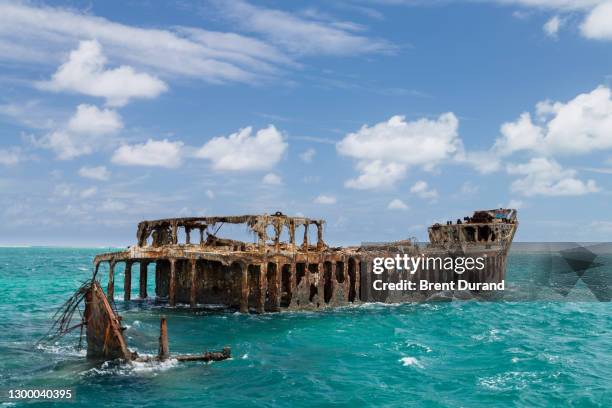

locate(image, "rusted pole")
[[139, 261, 148, 299], [355, 260, 361, 301], [331, 261, 337, 301], [190, 259, 197, 308], [257, 263, 267, 313], [289, 220, 295, 246], [107, 261, 115, 300], [124, 261, 132, 301], [240, 264, 249, 313], [303, 224, 309, 249], [158, 317, 169, 361], [186, 227, 191, 245], [272, 262, 281, 312], [343, 260, 349, 302], [317, 261, 324, 305], [169, 259, 176, 307], [171, 221, 178, 245], [290, 262, 297, 298], [316, 223, 323, 249]]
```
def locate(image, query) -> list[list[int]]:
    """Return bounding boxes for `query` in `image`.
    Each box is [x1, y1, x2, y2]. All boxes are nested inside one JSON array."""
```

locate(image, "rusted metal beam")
[[257, 263, 266, 313], [124, 261, 132, 301], [240, 264, 249, 313], [169, 259, 176, 307], [190, 259, 197, 308], [107, 261, 115, 300], [158, 317, 169, 361], [139, 261, 148, 299]]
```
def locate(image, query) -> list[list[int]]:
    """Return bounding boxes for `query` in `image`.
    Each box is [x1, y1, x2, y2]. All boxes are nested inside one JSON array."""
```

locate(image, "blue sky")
[[1, 0, 612, 246]]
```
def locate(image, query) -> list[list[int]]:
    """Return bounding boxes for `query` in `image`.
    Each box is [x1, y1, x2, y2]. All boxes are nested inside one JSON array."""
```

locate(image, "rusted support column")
[[199, 227, 204, 245], [240, 264, 249, 313], [158, 317, 169, 361], [139, 261, 148, 299], [343, 260, 349, 301], [303, 224, 309, 249], [290, 262, 297, 295], [107, 261, 115, 300], [257, 263, 267, 313], [316, 223, 323, 249], [171, 221, 178, 244], [289, 220, 295, 246], [317, 261, 324, 305], [169, 258, 176, 307], [124, 261, 132, 301], [190, 259, 197, 308], [331, 261, 337, 300], [355, 260, 361, 301], [186, 227, 191, 245], [271, 262, 281, 312]]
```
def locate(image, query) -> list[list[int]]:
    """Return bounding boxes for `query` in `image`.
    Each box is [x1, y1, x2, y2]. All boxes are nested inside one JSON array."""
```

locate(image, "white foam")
[[80, 356, 178, 377], [36, 343, 86, 357], [399, 356, 423, 368]]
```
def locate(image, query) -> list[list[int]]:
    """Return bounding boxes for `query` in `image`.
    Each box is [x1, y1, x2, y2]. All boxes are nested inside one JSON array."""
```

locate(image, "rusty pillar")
[[185, 227, 191, 245], [257, 263, 267, 314], [355, 260, 361, 301], [289, 220, 295, 246], [190, 259, 197, 308], [317, 261, 324, 305], [271, 262, 281, 312], [290, 262, 297, 296], [240, 264, 249, 313], [169, 259, 176, 306], [107, 261, 115, 300], [139, 261, 148, 299], [303, 224, 309, 249], [343, 260, 349, 301], [124, 261, 132, 301], [199, 227, 204, 245], [316, 224, 323, 249], [171, 221, 178, 244], [331, 261, 337, 300], [158, 317, 169, 361]]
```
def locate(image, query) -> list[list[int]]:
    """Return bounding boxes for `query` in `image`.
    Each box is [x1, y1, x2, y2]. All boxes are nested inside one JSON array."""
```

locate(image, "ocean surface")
[[0, 247, 610, 407]]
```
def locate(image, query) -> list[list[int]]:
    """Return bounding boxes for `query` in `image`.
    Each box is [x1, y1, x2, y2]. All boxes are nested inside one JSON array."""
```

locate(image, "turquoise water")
[[0, 247, 610, 407]]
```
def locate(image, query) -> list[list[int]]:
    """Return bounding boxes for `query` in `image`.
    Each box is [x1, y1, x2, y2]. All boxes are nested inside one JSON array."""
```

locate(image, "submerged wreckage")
[[55, 209, 517, 361]]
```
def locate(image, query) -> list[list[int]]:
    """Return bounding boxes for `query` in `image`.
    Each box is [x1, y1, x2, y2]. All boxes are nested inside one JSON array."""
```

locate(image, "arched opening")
[[335, 261, 345, 283], [348, 258, 357, 302], [280, 264, 292, 307], [177, 226, 187, 245], [265, 262, 277, 310], [323, 261, 333, 303], [296, 263, 306, 287], [464, 226, 476, 242], [309, 283, 318, 303], [478, 225, 491, 242]]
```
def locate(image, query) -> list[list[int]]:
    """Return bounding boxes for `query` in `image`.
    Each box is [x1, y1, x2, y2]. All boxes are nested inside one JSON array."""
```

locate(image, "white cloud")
[[34, 104, 122, 159], [543, 15, 563, 37], [458, 150, 502, 174], [68, 104, 123, 135], [196, 125, 287, 171], [78, 165, 110, 181], [112, 139, 183, 168], [313, 194, 337, 204], [494, 86, 612, 156], [262, 172, 282, 185], [79, 186, 97, 199], [344, 160, 407, 190], [299, 148, 316, 162], [0, 147, 22, 166], [206, 189, 215, 199], [460, 181, 479, 194], [507, 157, 599, 196], [0, 1, 386, 85], [38, 40, 167, 107], [387, 198, 409, 210], [338, 113, 461, 189], [213, 0, 394, 56], [508, 199, 524, 208], [581, 2, 612, 39], [410, 180, 439, 200]]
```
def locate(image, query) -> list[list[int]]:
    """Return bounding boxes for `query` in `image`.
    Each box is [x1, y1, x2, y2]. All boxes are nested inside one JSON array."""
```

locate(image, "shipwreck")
[[93, 209, 518, 311], [47, 209, 516, 361]]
